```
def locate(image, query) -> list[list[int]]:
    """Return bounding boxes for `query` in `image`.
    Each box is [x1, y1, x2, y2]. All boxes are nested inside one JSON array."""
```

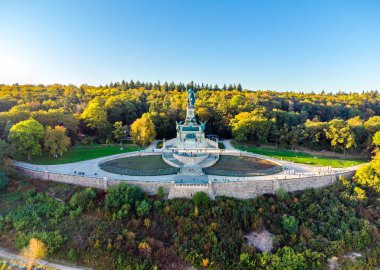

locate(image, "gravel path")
[[0, 248, 90, 270]]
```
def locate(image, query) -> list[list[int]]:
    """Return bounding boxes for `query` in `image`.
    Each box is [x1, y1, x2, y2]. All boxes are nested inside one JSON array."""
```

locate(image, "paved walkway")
[[13, 140, 360, 184], [0, 248, 90, 270]]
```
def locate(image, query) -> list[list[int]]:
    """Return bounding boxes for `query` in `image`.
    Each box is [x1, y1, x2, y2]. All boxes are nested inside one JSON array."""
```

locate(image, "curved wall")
[[16, 166, 356, 199]]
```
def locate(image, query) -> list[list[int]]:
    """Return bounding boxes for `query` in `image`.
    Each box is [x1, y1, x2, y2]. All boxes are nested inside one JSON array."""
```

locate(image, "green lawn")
[[100, 155, 179, 175], [28, 144, 144, 165], [232, 142, 368, 168], [102, 155, 172, 171]]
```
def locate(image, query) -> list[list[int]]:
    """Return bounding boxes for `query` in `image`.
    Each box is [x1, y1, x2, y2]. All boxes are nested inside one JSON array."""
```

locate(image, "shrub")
[[192, 192, 210, 207], [353, 186, 367, 201], [105, 183, 144, 212], [276, 188, 288, 201], [281, 215, 298, 234], [157, 186, 165, 199], [70, 188, 96, 210], [136, 200, 151, 217], [0, 172, 8, 190], [16, 231, 64, 255], [67, 248, 77, 262]]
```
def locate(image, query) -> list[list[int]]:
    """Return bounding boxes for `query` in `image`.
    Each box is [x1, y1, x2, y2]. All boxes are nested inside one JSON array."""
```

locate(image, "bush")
[[276, 188, 288, 201], [0, 172, 8, 190], [67, 248, 78, 262], [136, 200, 151, 217], [15, 231, 64, 255], [192, 192, 210, 207], [157, 186, 165, 199], [281, 215, 298, 234], [105, 183, 144, 212], [70, 188, 96, 210]]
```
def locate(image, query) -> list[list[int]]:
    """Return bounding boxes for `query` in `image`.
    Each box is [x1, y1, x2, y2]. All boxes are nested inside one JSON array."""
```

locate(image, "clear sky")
[[0, 0, 379, 92]]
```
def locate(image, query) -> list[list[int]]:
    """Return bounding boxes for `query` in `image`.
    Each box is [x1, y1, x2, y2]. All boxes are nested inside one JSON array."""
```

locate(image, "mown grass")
[[232, 142, 368, 168], [102, 155, 171, 171], [28, 144, 144, 165]]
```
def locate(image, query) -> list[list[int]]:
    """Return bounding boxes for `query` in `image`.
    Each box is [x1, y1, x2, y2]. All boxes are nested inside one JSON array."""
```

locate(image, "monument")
[[164, 89, 218, 149]]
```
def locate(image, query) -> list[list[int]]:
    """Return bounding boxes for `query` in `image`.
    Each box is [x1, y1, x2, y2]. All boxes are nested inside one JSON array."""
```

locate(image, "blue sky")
[[0, 0, 379, 92]]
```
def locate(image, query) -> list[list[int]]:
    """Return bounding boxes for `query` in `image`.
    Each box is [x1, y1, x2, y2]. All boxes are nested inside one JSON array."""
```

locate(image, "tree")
[[44, 126, 71, 157], [112, 121, 129, 143], [136, 200, 151, 217], [192, 191, 210, 207], [0, 172, 7, 190], [373, 131, 380, 147], [21, 238, 47, 270], [105, 183, 144, 213], [324, 119, 356, 155], [0, 139, 12, 163], [230, 108, 274, 143], [305, 119, 328, 149], [70, 188, 96, 210], [80, 97, 109, 130], [105, 96, 137, 125], [8, 118, 44, 160], [130, 113, 156, 146]]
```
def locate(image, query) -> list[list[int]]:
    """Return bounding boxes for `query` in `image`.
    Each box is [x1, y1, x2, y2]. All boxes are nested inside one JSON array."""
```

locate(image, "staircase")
[[162, 152, 184, 167], [198, 153, 220, 168]]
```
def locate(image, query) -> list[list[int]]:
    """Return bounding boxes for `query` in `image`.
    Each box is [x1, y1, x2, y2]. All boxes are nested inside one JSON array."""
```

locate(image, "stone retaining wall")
[[17, 167, 172, 195], [212, 170, 356, 199], [16, 166, 357, 199]]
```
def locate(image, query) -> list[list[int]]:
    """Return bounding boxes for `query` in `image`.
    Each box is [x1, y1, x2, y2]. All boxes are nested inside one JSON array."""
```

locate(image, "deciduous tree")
[[44, 125, 71, 157], [8, 118, 44, 160], [130, 113, 156, 146]]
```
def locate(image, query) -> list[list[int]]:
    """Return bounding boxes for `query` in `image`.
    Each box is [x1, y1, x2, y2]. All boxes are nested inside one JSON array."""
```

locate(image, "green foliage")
[[0, 140, 12, 163], [230, 107, 274, 143], [157, 186, 165, 199], [324, 119, 356, 154], [8, 118, 45, 160], [355, 162, 380, 192], [105, 183, 144, 218], [373, 131, 380, 146], [276, 188, 288, 201], [15, 230, 64, 255], [7, 190, 67, 231], [80, 97, 110, 130], [44, 125, 71, 156], [112, 121, 130, 143], [192, 191, 210, 207], [67, 248, 78, 262], [0, 172, 7, 190], [136, 200, 151, 217], [256, 247, 308, 269], [281, 215, 298, 234], [0, 83, 378, 155], [69, 188, 96, 210]]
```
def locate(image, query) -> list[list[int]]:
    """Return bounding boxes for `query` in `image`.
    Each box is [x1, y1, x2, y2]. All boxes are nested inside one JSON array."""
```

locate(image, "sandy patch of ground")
[[245, 230, 273, 252]]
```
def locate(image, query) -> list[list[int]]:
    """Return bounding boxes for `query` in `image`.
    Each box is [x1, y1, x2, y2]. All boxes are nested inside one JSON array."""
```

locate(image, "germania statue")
[[187, 88, 196, 108]]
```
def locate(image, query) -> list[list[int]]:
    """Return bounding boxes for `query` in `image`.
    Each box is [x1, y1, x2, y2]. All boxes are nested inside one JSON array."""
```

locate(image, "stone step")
[[198, 154, 220, 168]]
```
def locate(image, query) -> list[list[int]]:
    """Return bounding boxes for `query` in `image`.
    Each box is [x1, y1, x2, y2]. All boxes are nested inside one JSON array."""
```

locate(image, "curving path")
[[13, 140, 361, 184], [0, 248, 90, 270]]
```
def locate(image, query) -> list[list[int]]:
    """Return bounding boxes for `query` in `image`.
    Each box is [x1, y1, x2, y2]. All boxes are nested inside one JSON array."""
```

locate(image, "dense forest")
[[0, 81, 380, 269], [1, 81, 380, 160]]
